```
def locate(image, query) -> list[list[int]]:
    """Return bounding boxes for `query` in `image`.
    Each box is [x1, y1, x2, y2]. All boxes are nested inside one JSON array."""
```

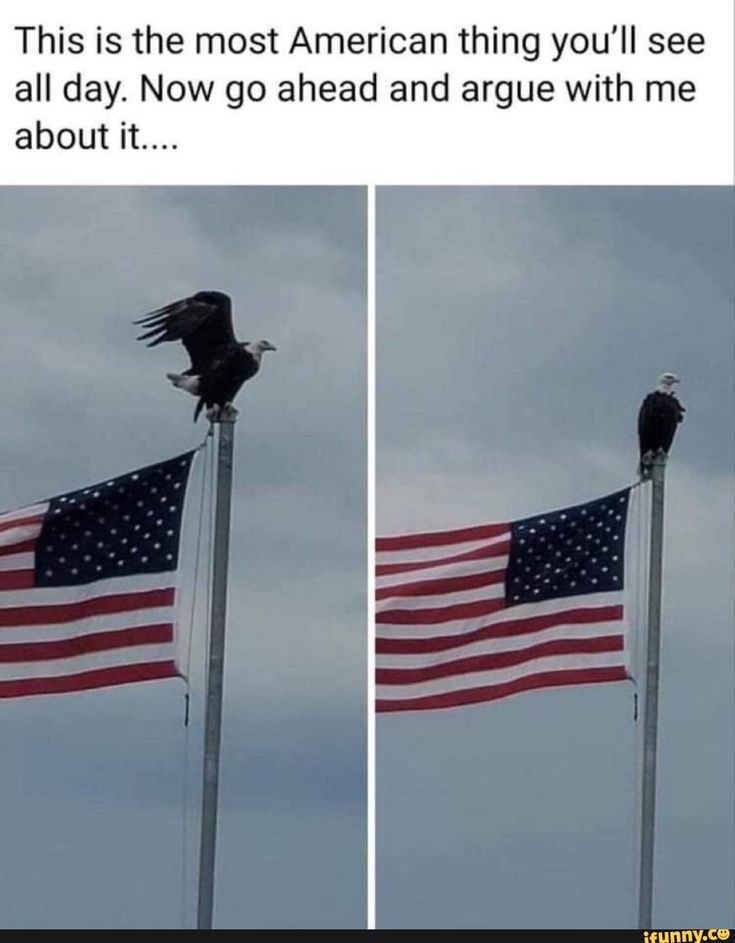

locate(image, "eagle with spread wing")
[[135, 290, 276, 421]]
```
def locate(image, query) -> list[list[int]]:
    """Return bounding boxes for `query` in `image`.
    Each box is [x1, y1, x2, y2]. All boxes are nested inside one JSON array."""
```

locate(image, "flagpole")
[[197, 410, 236, 930], [638, 452, 666, 929]]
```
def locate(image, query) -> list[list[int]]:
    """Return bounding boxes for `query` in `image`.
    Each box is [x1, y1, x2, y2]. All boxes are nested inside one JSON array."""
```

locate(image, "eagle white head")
[[243, 340, 277, 362], [656, 372, 680, 393]]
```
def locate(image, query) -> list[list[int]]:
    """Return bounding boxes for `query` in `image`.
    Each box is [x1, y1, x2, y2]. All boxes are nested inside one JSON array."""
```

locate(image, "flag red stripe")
[[376, 605, 624, 653], [376, 539, 510, 577], [377, 523, 510, 552], [0, 539, 37, 558], [376, 567, 505, 601], [0, 660, 179, 699], [377, 596, 506, 626], [0, 570, 34, 590], [377, 635, 624, 684], [376, 665, 628, 712], [0, 587, 175, 628], [0, 623, 174, 663], [0, 515, 44, 535]]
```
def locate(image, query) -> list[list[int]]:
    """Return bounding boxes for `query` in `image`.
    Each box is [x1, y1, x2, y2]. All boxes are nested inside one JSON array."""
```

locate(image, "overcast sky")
[[0, 187, 366, 929], [376, 187, 733, 929]]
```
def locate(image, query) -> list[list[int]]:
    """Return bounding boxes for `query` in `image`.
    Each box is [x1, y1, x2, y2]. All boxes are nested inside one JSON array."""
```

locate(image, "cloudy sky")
[[0, 187, 366, 929], [376, 187, 733, 928]]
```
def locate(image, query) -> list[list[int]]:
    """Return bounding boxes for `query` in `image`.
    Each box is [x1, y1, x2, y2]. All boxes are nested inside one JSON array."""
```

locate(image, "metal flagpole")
[[638, 452, 667, 929], [197, 411, 236, 929]]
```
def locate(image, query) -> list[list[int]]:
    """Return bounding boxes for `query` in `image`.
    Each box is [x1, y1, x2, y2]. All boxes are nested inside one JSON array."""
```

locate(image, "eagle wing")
[[637, 393, 654, 438], [135, 291, 235, 372], [638, 391, 684, 455]]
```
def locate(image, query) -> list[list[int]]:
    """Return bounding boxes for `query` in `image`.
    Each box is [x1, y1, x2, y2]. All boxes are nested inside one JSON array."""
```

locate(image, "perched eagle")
[[135, 290, 276, 421], [638, 372, 685, 474]]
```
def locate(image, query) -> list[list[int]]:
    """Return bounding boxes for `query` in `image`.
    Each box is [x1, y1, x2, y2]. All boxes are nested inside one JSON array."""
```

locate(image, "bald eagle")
[[638, 373, 685, 475], [135, 290, 276, 421]]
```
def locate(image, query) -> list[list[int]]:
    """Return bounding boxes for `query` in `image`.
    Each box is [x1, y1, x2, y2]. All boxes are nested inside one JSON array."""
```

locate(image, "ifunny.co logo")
[[643, 932, 730, 943]]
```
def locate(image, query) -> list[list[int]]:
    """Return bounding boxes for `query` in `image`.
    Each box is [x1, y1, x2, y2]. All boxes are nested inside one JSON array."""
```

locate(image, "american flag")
[[376, 488, 632, 712], [0, 452, 195, 698]]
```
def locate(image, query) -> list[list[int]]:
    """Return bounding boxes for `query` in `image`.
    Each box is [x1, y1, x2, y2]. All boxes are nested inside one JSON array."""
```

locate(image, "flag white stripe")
[[376, 650, 623, 700], [0, 503, 48, 526], [0, 571, 175, 606], [0, 606, 177, 644], [375, 530, 510, 566], [0, 553, 34, 573], [377, 581, 505, 611], [376, 590, 623, 638], [0, 523, 42, 548], [376, 619, 625, 669], [0, 643, 176, 681], [376, 551, 509, 589]]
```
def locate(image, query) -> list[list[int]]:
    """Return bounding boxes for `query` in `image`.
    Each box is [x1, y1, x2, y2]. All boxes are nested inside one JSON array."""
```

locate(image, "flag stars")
[[507, 491, 628, 606], [37, 455, 189, 586]]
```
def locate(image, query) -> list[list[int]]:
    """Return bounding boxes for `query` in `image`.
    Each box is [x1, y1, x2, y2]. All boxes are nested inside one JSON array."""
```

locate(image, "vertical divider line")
[[366, 183, 377, 931]]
